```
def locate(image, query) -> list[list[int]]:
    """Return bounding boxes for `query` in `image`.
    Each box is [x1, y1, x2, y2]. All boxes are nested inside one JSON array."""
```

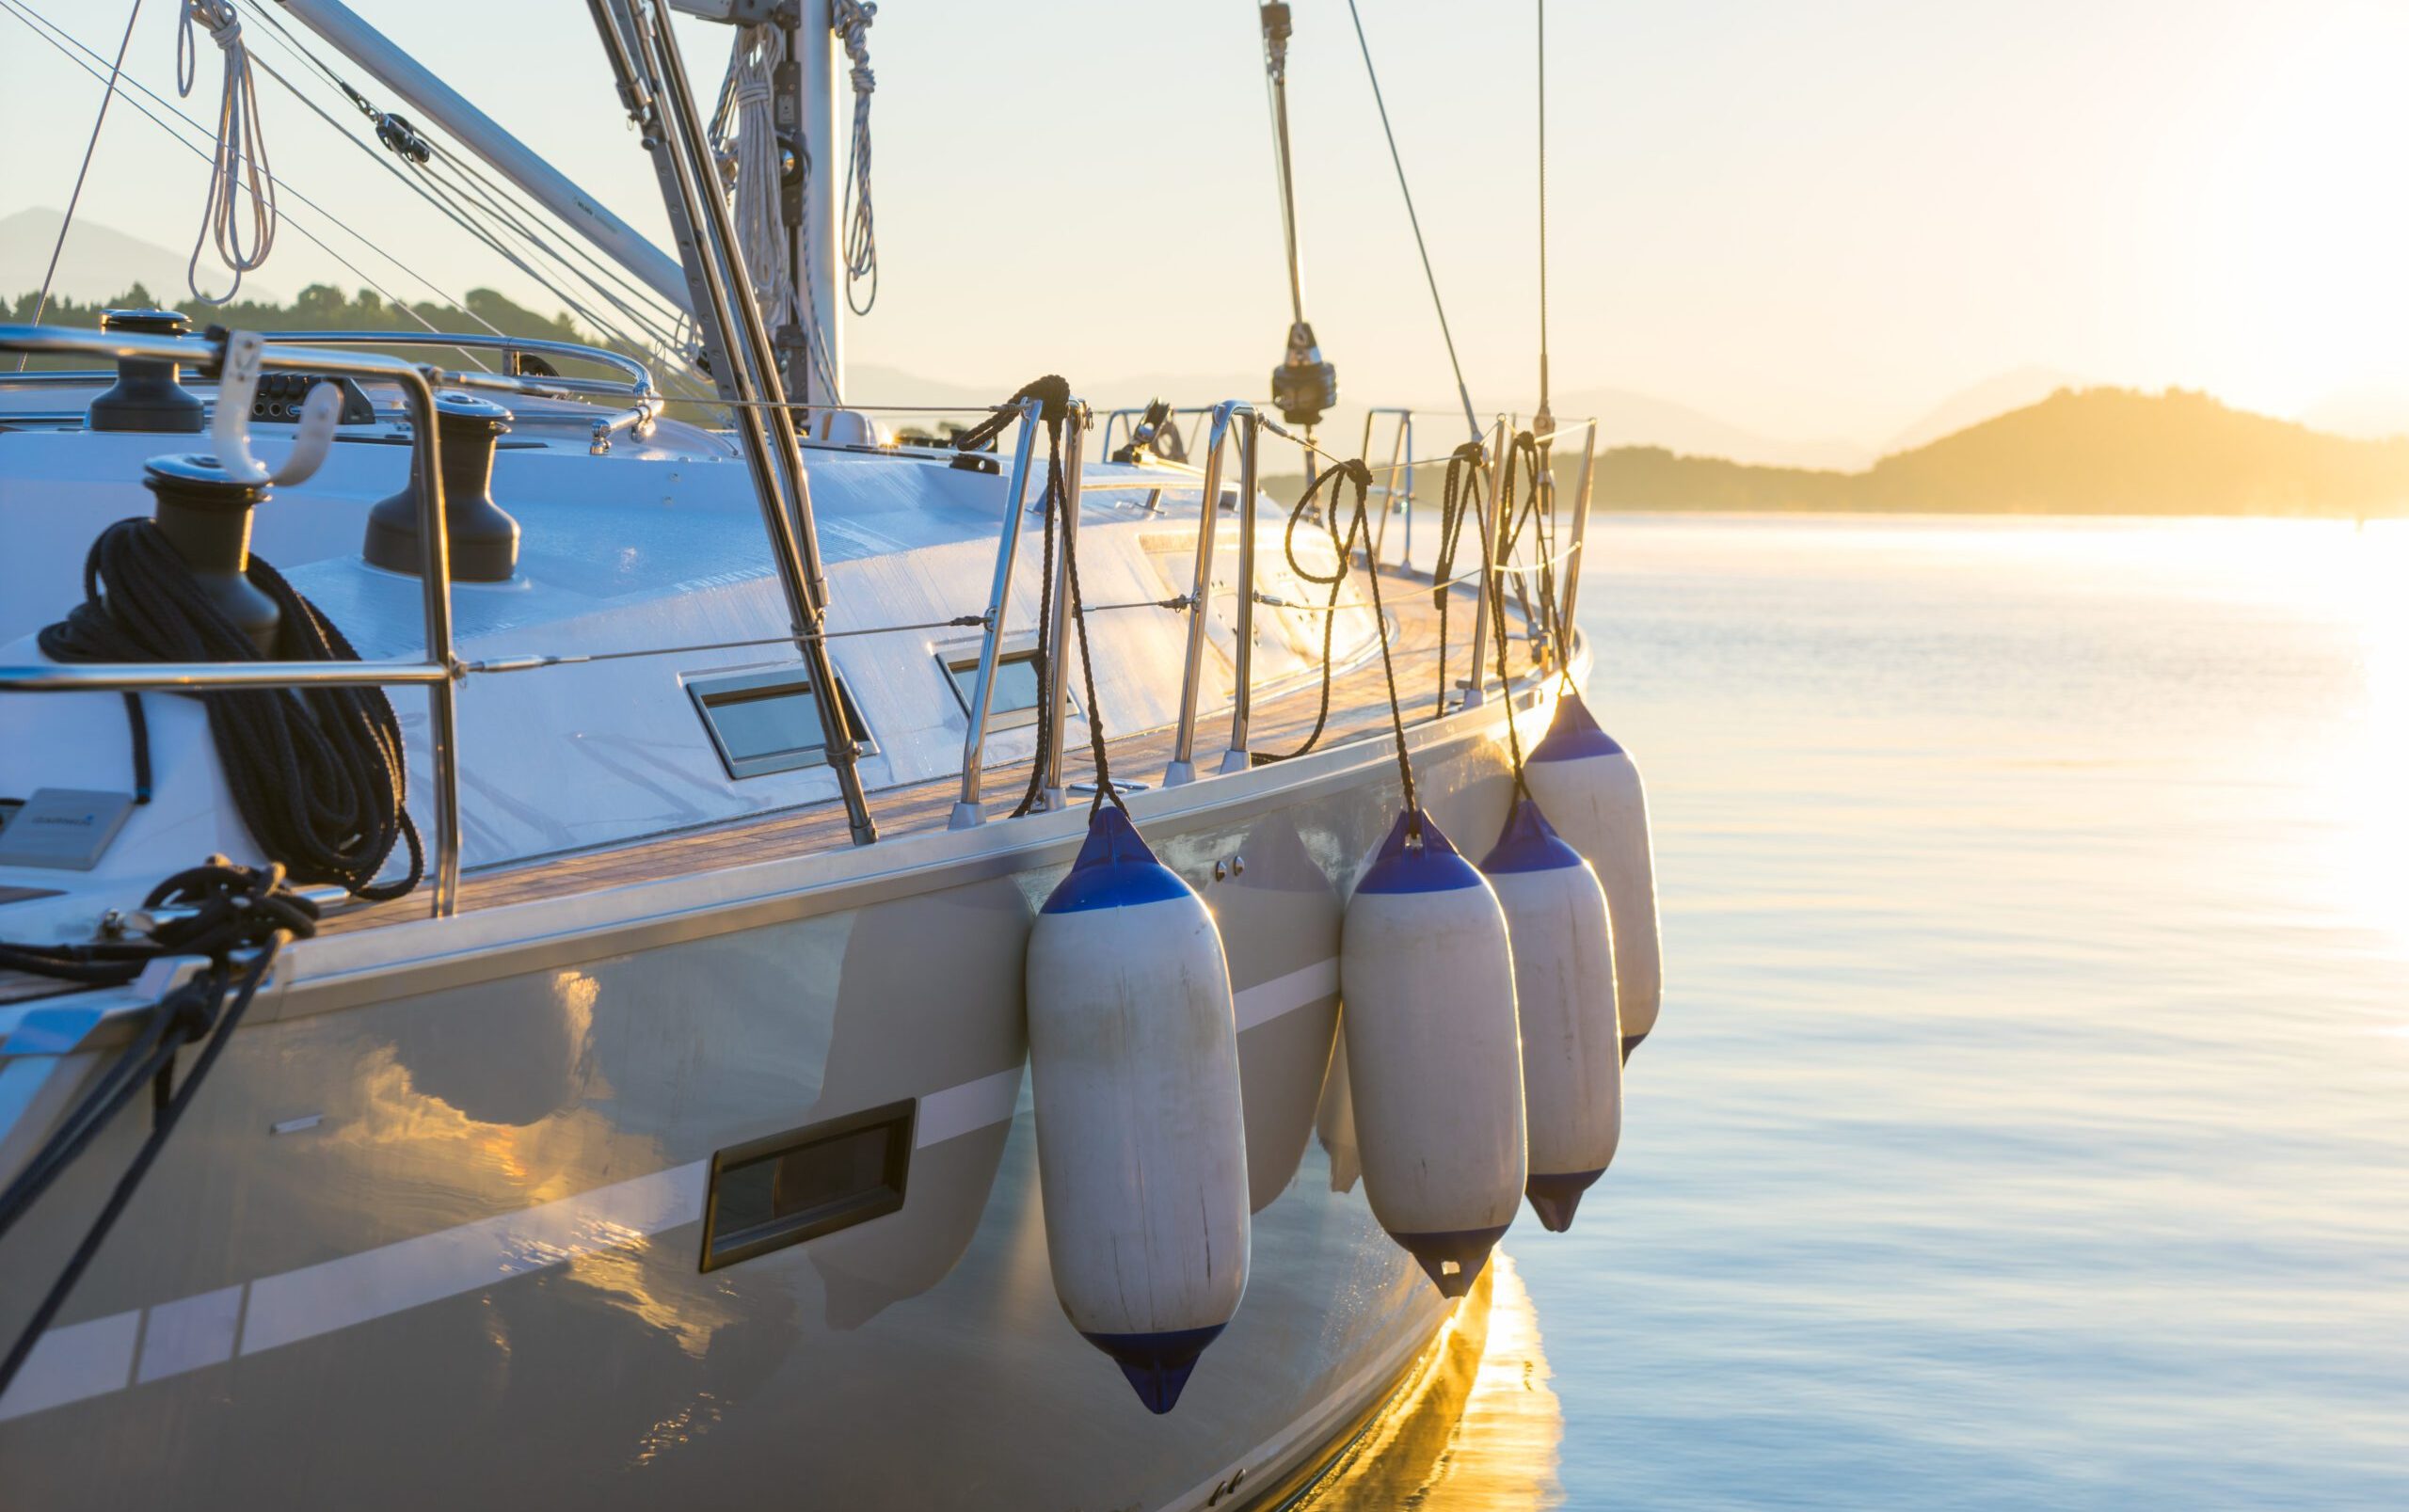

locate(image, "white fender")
[[1483, 796, 1622, 1232], [1315, 1034, 1362, 1194], [1340, 809, 1524, 1297], [1522, 689, 1664, 1059], [1026, 804, 1249, 1413]]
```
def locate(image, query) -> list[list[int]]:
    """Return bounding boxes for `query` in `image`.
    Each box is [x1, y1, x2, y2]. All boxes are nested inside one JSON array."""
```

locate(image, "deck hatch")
[[699, 1100, 916, 1271], [686, 664, 876, 780], [938, 644, 1068, 731]]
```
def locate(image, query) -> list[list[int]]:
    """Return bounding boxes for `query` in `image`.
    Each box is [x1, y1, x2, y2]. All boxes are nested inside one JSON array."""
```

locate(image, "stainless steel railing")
[[0, 323, 465, 917], [949, 396, 1051, 829], [1163, 401, 1264, 786]]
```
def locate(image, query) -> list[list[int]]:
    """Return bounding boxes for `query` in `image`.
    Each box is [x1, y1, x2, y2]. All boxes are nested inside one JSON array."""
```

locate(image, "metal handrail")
[[254, 329, 656, 401], [948, 397, 1049, 830], [0, 323, 464, 917], [1460, 419, 1508, 709], [1164, 401, 1262, 787], [1038, 405, 1090, 811], [1557, 418, 1601, 644], [1360, 407, 1415, 568]]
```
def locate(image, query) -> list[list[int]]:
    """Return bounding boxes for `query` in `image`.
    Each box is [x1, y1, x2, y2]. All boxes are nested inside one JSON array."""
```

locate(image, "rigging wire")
[[235, 3, 700, 376], [12, 0, 144, 374], [1535, 0, 1552, 435], [1342, 0, 1478, 445], [177, 0, 278, 304], [2, 0, 499, 360]]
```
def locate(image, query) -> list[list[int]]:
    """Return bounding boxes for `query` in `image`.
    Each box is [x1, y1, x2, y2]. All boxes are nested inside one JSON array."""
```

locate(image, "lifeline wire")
[[13, 0, 144, 373]]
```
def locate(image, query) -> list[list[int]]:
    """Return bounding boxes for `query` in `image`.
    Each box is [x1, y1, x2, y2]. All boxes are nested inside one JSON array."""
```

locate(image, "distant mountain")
[[1539, 385, 1871, 470], [1593, 387, 2409, 517], [2300, 382, 2409, 442], [843, 361, 1871, 470], [0, 207, 283, 308], [1882, 365, 2086, 454]]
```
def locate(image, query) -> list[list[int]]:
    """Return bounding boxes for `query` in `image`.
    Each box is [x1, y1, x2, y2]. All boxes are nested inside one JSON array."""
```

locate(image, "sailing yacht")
[[0, 2, 1651, 1505]]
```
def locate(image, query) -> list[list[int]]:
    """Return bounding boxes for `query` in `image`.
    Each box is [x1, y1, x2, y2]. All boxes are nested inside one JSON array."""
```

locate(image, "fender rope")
[[0, 860, 317, 1399]]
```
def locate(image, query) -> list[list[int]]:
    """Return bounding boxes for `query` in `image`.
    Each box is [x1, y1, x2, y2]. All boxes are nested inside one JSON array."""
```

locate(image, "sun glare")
[[2191, 8, 2409, 416]]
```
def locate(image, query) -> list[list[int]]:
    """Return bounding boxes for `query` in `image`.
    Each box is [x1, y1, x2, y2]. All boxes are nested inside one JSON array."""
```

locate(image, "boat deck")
[[0, 564, 1543, 995], [322, 564, 1535, 932]]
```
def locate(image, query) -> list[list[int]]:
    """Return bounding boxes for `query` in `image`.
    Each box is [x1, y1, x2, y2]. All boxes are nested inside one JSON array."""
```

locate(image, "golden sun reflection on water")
[[1300, 1251, 1563, 1510]]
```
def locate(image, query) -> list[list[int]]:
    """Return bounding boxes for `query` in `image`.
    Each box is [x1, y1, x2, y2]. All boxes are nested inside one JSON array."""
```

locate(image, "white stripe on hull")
[[0, 959, 1342, 1425]]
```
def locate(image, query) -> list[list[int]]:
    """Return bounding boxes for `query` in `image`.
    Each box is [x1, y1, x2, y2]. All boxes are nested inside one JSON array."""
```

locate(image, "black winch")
[[362, 390, 521, 581], [87, 309, 206, 435], [143, 454, 279, 655]]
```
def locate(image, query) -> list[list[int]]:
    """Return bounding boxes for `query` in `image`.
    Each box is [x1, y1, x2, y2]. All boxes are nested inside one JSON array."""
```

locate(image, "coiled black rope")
[[0, 859, 317, 1398], [38, 517, 423, 901]]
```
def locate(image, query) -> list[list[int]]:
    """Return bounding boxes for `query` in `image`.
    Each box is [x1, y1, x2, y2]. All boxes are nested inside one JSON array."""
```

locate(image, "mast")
[[785, 0, 845, 406]]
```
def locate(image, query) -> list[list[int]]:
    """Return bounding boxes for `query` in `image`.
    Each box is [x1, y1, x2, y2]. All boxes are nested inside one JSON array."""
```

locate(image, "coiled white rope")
[[718, 22, 840, 402], [835, 0, 877, 316], [178, 0, 276, 305]]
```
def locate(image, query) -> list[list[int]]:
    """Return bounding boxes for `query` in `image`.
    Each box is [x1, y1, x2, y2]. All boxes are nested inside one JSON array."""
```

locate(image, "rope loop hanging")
[[1254, 456, 1376, 766], [835, 0, 878, 315], [178, 0, 278, 304], [1250, 455, 1426, 836]]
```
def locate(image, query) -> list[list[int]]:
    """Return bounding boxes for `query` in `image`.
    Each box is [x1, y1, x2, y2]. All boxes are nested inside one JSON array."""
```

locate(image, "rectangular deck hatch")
[[939, 645, 1068, 732], [686, 665, 875, 780], [699, 1100, 915, 1271]]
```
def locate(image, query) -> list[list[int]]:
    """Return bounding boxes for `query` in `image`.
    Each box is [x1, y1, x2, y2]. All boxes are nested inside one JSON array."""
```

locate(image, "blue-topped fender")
[[1480, 796, 1586, 875], [1354, 808, 1484, 896], [1041, 804, 1194, 914], [1527, 688, 1624, 762]]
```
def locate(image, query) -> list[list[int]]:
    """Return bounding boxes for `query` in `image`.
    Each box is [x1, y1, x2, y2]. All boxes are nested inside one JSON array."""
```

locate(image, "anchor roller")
[[1340, 809, 1524, 1297], [1026, 804, 1249, 1414], [1522, 691, 1663, 1060], [1483, 796, 1621, 1233]]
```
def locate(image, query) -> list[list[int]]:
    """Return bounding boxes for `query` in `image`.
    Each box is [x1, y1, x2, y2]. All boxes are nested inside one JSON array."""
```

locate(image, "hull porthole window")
[[699, 1100, 916, 1271]]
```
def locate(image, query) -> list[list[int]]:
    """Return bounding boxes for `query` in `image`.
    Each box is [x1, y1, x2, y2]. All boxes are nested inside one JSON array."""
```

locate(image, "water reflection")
[[1302, 1251, 1563, 1509]]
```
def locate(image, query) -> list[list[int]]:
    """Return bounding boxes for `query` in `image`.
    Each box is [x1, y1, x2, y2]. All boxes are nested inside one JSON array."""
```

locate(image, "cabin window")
[[939, 645, 1065, 732], [687, 665, 876, 780], [699, 1101, 915, 1271]]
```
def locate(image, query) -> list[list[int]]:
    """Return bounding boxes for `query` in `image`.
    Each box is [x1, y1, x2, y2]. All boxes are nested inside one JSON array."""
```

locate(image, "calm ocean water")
[[1333, 515, 2409, 1509]]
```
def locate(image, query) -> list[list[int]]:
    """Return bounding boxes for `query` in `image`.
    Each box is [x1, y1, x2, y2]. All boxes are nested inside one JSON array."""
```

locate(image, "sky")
[[7, 0, 2409, 453]]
